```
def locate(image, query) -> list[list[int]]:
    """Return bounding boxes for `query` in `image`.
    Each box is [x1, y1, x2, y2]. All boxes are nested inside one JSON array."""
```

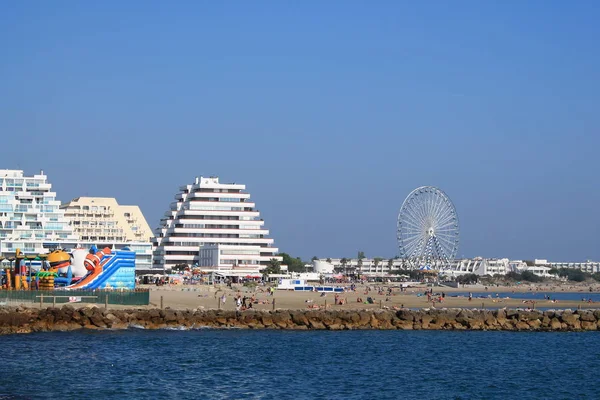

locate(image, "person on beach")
[[468, 292, 473, 301]]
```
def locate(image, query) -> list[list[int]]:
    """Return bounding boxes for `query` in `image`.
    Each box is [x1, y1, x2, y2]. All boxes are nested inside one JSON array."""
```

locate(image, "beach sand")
[[145, 283, 600, 311]]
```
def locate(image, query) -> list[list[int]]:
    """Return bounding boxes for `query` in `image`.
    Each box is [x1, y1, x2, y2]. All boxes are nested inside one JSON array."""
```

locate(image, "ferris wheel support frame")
[[396, 186, 460, 269]]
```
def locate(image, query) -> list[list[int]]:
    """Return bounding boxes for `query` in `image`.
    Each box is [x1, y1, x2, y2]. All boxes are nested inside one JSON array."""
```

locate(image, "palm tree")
[[374, 257, 383, 272], [262, 258, 281, 280], [340, 258, 348, 274], [326, 258, 332, 264]]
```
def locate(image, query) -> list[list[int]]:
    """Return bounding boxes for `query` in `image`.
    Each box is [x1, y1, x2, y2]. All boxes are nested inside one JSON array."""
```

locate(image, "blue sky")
[[1, 1, 599, 261]]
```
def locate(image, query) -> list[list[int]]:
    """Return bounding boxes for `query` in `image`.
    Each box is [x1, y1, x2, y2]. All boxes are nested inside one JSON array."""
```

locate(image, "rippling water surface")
[[1, 330, 599, 399]]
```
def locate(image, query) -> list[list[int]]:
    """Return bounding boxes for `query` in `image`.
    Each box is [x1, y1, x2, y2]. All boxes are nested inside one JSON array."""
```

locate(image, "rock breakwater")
[[2, 306, 600, 335]]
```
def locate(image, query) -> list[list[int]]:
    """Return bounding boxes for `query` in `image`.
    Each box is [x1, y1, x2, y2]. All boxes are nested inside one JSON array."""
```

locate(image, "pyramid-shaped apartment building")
[[153, 176, 282, 271]]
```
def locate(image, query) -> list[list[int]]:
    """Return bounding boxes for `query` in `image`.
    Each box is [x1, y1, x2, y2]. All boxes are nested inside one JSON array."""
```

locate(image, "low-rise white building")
[[199, 244, 285, 271], [313, 258, 407, 276], [549, 261, 600, 274], [515, 265, 553, 278]]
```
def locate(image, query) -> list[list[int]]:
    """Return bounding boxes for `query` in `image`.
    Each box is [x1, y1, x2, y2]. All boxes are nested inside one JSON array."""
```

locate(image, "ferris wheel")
[[397, 186, 459, 267]]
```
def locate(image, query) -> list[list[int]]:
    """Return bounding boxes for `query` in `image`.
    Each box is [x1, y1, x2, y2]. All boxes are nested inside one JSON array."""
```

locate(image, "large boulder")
[[577, 311, 596, 322]]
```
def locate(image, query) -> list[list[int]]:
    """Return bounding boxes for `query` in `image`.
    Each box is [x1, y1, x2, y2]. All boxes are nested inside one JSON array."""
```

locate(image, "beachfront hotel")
[[0, 169, 153, 272], [152, 176, 282, 272], [61, 197, 153, 243], [0, 169, 78, 255]]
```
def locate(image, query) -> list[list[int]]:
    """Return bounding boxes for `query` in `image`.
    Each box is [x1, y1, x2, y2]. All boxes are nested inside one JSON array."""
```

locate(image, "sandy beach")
[[144, 283, 600, 311]]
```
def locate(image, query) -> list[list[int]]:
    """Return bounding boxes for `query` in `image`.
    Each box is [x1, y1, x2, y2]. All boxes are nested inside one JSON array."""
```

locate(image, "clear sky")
[[1, 1, 599, 262]]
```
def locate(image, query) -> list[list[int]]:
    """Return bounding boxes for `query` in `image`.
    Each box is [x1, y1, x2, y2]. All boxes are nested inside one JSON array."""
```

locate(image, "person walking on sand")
[[468, 292, 472, 302]]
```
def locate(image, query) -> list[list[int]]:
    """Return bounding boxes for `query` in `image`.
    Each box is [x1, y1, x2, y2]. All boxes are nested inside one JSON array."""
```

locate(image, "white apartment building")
[[61, 197, 153, 242], [315, 257, 537, 277], [199, 244, 269, 268], [153, 176, 282, 271], [0, 169, 78, 255], [442, 258, 519, 276], [549, 261, 600, 274], [314, 258, 407, 276], [0, 170, 153, 272]]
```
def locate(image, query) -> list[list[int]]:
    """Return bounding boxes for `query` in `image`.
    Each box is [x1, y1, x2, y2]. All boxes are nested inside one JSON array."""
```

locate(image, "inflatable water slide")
[[66, 247, 136, 290]]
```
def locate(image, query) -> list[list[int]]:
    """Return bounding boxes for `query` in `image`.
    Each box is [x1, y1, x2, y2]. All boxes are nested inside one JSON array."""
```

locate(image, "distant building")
[[199, 243, 286, 271], [153, 176, 282, 271], [313, 258, 406, 276], [61, 197, 153, 243], [550, 261, 600, 274], [0, 170, 153, 272], [443, 258, 524, 277], [516, 265, 553, 277], [314, 257, 544, 278], [0, 169, 78, 255]]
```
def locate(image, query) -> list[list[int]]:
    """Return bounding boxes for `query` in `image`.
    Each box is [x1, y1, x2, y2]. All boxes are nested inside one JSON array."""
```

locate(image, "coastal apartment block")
[[0, 169, 153, 272], [314, 257, 597, 277], [61, 197, 153, 243], [0, 169, 78, 255], [313, 257, 536, 277], [153, 176, 282, 271]]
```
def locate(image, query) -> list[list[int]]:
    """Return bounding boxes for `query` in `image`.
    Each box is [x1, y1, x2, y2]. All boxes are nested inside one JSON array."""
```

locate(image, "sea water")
[[447, 291, 600, 302], [1, 330, 599, 399]]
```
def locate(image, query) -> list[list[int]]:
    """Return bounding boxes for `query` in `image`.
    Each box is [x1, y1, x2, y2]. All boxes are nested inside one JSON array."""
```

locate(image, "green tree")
[[326, 258, 332, 263], [387, 259, 394, 269], [262, 258, 282, 280], [172, 263, 188, 272], [520, 271, 542, 283], [374, 257, 383, 271], [311, 256, 318, 261], [456, 273, 479, 284], [340, 258, 348, 273], [278, 253, 305, 273], [565, 269, 588, 282], [357, 251, 365, 260]]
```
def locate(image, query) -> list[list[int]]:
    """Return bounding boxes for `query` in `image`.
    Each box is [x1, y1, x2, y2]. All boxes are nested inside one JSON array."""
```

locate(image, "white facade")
[[316, 257, 534, 277], [0, 169, 78, 255], [153, 176, 281, 271], [442, 258, 527, 277], [515, 265, 553, 277], [313, 260, 335, 274], [198, 243, 283, 270], [61, 197, 153, 243], [550, 261, 600, 274], [0, 169, 152, 272], [314, 258, 407, 276]]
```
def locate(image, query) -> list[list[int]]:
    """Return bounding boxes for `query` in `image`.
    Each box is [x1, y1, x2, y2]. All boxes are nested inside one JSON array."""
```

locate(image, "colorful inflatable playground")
[[0, 246, 136, 291]]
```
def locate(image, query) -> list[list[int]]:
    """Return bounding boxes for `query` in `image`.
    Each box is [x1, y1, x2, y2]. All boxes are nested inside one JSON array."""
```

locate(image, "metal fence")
[[0, 289, 149, 306]]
